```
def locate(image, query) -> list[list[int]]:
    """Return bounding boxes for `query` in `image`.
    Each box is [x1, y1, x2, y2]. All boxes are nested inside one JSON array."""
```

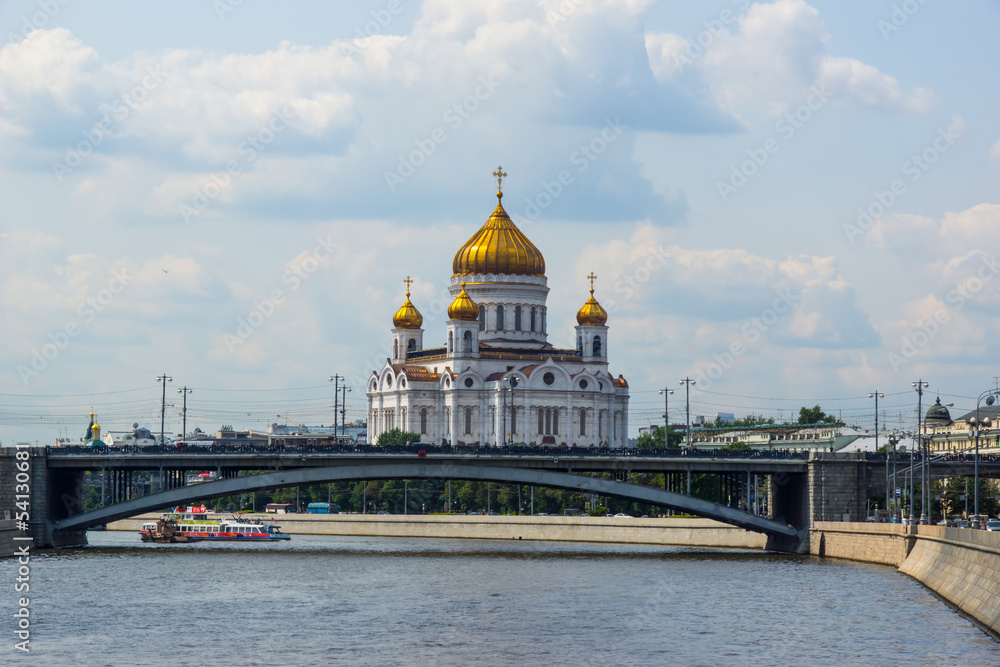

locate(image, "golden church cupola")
[[448, 285, 479, 321], [576, 272, 608, 326], [392, 277, 423, 329]]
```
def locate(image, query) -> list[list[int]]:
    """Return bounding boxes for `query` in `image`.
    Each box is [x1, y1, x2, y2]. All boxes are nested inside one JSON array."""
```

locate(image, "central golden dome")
[[452, 192, 545, 278]]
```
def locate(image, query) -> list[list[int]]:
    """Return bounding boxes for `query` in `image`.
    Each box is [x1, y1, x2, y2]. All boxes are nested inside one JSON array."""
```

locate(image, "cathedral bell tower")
[[575, 272, 608, 363], [391, 276, 423, 363], [446, 279, 479, 359]]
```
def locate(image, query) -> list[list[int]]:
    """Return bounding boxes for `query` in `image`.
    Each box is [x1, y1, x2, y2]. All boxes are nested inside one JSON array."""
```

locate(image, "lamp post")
[[888, 431, 900, 522], [329, 375, 344, 436], [496, 385, 506, 448], [912, 380, 928, 523], [156, 374, 172, 445], [870, 391, 885, 517], [177, 386, 192, 440], [679, 377, 696, 449], [339, 385, 351, 436], [968, 389, 998, 528], [659, 388, 674, 449]]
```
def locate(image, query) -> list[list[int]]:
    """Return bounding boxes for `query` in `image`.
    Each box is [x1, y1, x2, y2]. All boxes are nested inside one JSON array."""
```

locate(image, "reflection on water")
[[1, 532, 997, 666]]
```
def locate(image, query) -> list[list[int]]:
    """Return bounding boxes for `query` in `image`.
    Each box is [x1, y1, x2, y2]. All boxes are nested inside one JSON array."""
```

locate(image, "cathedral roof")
[[452, 174, 545, 277], [390, 365, 440, 383]]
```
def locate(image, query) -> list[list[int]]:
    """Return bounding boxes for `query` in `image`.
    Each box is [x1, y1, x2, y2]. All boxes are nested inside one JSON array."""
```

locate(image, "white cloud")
[[647, 0, 934, 118], [576, 222, 877, 350]]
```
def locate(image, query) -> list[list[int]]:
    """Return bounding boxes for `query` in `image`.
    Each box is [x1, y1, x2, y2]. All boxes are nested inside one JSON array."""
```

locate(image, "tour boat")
[[139, 505, 291, 542]]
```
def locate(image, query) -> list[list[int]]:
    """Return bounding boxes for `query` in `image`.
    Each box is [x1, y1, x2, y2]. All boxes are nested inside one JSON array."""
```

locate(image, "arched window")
[[464, 407, 473, 435], [479, 305, 486, 331], [577, 335, 582, 352], [420, 408, 427, 435], [511, 407, 517, 434], [393, 339, 398, 358], [463, 330, 473, 353], [545, 409, 552, 435], [593, 335, 602, 357], [553, 409, 559, 435], [496, 305, 505, 330], [537, 408, 544, 435], [447, 331, 453, 354], [541, 308, 546, 334], [407, 338, 417, 351], [580, 409, 586, 436], [530, 307, 536, 332], [599, 412, 604, 439], [514, 306, 522, 331]]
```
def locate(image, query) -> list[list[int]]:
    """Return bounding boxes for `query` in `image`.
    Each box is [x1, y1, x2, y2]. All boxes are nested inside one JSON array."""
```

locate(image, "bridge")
[[7, 444, 1000, 553]]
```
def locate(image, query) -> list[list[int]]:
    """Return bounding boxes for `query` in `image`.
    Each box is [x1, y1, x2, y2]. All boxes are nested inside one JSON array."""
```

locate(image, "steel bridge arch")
[[53, 462, 799, 541]]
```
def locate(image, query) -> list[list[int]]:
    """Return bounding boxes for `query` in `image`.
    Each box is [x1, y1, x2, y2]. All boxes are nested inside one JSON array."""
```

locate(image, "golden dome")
[[448, 287, 479, 321], [452, 169, 545, 277], [576, 272, 608, 326], [392, 277, 423, 329]]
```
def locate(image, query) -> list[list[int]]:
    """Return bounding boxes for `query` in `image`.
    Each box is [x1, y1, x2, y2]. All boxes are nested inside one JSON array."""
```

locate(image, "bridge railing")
[[44, 443, 812, 460]]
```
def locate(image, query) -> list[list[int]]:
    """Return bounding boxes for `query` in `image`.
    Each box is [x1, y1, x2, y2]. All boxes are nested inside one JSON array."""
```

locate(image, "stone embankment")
[[812, 522, 1000, 635], [108, 513, 768, 549], [0, 520, 17, 557]]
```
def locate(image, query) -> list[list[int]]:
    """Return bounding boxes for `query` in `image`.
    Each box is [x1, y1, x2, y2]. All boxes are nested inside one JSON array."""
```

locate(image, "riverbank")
[[811, 522, 1000, 635], [107, 513, 768, 549]]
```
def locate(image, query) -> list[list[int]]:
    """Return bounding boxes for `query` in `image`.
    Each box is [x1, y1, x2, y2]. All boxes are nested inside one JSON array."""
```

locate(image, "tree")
[[635, 425, 682, 449], [376, 428, 421, 446], [798, 405, 838, 425], [733, 413, 775, 427]]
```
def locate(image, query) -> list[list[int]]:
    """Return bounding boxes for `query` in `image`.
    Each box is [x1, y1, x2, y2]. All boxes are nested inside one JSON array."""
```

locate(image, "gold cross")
[[403, 276, 413, 297], [587, 272, 597, 293], [493, 165, 507, 194]]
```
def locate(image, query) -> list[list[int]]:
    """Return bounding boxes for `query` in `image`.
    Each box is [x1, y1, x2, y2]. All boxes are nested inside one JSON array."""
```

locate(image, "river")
[[2, 532, 998, 666]]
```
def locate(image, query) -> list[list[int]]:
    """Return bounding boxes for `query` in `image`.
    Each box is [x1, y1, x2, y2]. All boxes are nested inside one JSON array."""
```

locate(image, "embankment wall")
[[107, 513, 768, 549], [811, 522, 1000, 635]]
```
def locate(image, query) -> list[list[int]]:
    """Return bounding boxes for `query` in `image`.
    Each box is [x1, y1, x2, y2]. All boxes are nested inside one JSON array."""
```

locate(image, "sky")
[[1, 0, 999, 444]]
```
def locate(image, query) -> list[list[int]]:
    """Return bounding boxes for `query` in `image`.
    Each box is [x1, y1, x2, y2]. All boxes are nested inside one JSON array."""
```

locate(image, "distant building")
[[716, 412, 735, 424], [691, 423, 856, 452]]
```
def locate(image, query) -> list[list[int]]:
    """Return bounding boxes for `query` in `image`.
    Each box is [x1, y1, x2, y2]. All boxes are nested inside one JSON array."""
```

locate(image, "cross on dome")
[[403, 275, 413, 297], [493, 165, 507, 197], [587, 271, 597, 294]]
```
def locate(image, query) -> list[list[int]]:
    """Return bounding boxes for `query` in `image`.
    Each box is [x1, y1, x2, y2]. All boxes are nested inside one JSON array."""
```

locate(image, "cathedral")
[[366, 168, 630, 447]]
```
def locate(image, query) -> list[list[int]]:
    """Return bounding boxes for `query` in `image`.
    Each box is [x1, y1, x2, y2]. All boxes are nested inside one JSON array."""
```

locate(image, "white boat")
[[139, 505, 291, 542]]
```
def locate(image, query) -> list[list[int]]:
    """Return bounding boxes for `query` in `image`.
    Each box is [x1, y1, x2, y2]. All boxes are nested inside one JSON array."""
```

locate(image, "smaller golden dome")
[[576, 272, 608, 326], [392, 277, 423, 329], [448, 287, 479, 321]]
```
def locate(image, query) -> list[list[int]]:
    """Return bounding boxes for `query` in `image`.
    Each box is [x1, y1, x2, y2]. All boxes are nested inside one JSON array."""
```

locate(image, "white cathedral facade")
[[367, 169, 630, 447]]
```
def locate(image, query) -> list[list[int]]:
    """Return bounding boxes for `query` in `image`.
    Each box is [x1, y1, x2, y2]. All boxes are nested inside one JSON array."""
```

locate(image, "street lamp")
[[968, 389, 998, 528], [912, 380, 928, 524], [156, 374, 172, 445], [329, 375, 344, 436], [870, 391, 885, 517], [339, 386, 351, 436], [888, 431, 900, 522], [679, 377, 696, 449], [177, 386, 193, 440], [659, 388, 674, 449]]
